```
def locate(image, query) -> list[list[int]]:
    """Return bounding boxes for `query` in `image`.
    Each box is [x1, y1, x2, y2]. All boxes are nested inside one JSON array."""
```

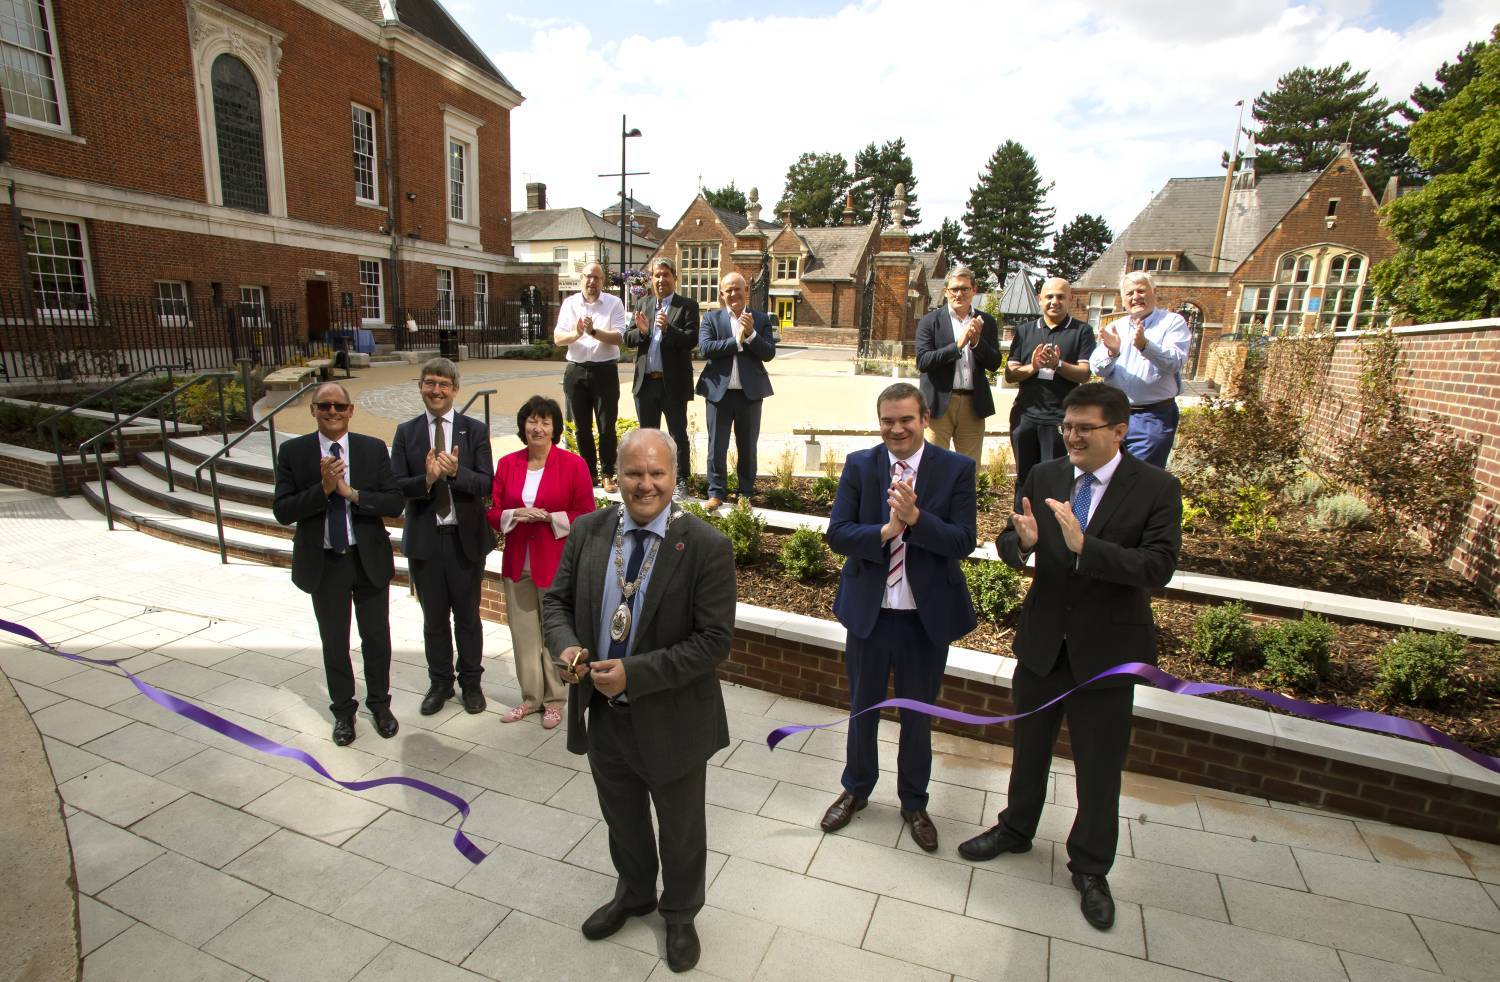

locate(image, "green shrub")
[[1308, 493, 1374, 531], [963, 559, 1023, 623], [1258, 613, 1336, 690], [777, 527, 830, 581], [1284, 471, 1327, 506], [594, 495, 611, 511], [1375, 631, 1468, 703], [760, 487, 801, 511], [716, 503, 764, 563], [771, 449, 797, 491], [179, 380, 246, 427], [615, 416, 638, 440], [809, 475, 840, 506], [1189, 601, 1258, 668], [1226, 484, 1280, 540], [1181, 497, 1209, 533], [678, 501, 712, 522]]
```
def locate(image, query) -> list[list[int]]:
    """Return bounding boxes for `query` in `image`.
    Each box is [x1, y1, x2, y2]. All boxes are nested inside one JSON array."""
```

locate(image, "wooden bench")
[[793, 426, 1010, 469], [263, 366, 316, 396]]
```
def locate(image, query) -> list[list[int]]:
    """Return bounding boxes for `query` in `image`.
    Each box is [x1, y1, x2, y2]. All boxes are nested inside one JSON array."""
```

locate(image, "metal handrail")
[[193, 380, 323, 563], [77, 373, 233, 530], [458, 388, 496, 433], [35, 363, 187, 475]]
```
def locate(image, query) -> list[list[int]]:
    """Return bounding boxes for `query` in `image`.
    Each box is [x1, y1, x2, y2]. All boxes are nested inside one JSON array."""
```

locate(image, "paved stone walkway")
[[2, 491, 1499, 981]]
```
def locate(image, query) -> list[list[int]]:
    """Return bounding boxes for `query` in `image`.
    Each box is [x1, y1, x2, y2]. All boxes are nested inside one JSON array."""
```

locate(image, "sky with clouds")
[[449, 0, 1495, 241]]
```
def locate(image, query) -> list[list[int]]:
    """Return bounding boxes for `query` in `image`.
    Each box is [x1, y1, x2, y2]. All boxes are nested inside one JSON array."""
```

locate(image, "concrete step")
[[138, 451, 274, 509]]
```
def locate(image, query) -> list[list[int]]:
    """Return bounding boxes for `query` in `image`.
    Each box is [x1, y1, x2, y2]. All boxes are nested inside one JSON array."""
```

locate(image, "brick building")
[[651, 188, 927, 349], [511, 183, 656, 295], [0, 0, 555, 372], [1071, 148, 1399, 376]]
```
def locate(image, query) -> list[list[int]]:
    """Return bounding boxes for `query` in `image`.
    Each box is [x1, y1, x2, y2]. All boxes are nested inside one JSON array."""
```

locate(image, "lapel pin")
[[675, 542, 685, 551]]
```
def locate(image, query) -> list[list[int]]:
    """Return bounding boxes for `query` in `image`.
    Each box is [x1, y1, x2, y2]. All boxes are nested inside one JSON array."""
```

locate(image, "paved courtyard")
[[2, 485, 1500, 980]]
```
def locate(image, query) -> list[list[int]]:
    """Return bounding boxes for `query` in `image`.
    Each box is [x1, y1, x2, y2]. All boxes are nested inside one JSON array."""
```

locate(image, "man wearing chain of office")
[[542, 427, 735, 973]]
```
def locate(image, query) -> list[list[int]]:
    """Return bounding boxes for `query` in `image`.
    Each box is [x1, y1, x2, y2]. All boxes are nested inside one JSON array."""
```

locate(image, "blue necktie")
[[608, 529, 651, 660], [327, 443, 349, 552], [1072, 472, 1096, 532]]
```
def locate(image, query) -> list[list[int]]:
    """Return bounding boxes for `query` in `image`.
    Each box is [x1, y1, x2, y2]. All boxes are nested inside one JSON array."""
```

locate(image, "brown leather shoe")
[[705, 497, 723, 510], [902, 809, 939, 852], [820, 791, 866, 832]]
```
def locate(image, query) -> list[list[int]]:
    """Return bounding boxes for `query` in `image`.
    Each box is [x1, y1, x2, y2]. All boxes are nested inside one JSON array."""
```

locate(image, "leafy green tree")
[[775, 152, 852, 227], [702, 181, 747, 215], [851, 138, 921, 229], [1049, 213, 1112, 283], [961, 140, 1054, 284], [1372, 25, 1500, 322], [1404, 35, 1490, 121], [910, 218, 965, 259], [1250, 62, 1413, 189]]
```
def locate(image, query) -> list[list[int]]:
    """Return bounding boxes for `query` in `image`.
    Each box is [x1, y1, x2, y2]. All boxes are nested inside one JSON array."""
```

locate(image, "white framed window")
[[358, 258, 383, 324], [238, 285, 266, 325], [473, 272, 488, 327], [678, 242, 721, 305], [436, 268, 453, 325], [553, 246, 568, 261], [1130, 255, 1174, 272], [774, 255, 799, 281], [351, 104, 378, 204], [1086, 292, 1114, 327], [441, 105, 482, 247], [2, 0, 71, 131], [447, 138, 467, 221], [154, 281, 190, 325], [23, 214, 91, 315]]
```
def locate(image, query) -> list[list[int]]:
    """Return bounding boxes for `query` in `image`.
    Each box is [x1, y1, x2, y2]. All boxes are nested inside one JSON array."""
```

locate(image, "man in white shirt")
[[694, 272, 776, 509], [554, 262, 627, 491], [1088, 271, 1192, 467]]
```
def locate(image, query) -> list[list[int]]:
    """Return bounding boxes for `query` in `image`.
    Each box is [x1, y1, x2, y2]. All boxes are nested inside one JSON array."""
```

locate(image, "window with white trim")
[[351, 104, 377, 204], [2, 0, 70, 130], [436, 268, 453, 325], [155, 281, 190, 325], [1129, 255, 1174, 272], [238, 285, 266, 326], [212, 54, 269, 214], [774, 256, 799, 281], [553, 247, 568, 261], [448, 139, 467, 222], [678, 242, 720, 305], [358, 259, 383, 324], [1086, 292, 1114, 327], [23, 215, 91, 313], [473, 272, 488, 327], [1237, 248, 1389, 335]]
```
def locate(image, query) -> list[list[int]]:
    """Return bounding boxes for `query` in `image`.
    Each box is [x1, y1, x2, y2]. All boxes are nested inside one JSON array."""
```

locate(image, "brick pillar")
[[872, 231, 912, 348]]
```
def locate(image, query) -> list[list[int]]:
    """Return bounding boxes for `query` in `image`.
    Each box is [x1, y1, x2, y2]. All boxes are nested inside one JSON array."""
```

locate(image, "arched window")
[[1237, 247, 1389, 336], [211, 54, 269, 214]]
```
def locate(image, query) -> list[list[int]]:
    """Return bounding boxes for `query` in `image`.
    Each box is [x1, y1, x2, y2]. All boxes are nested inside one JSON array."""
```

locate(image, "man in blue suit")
[[695, 271, 776, 510], [820, 382, 977, 852]]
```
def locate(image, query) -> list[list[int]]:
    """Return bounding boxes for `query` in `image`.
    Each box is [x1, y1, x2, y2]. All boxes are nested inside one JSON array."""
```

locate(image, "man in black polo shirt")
[[1005, 278, 1096, 486]]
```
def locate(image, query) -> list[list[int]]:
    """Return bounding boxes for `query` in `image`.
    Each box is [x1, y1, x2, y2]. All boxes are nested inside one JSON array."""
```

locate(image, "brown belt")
[[952, 389, 973, 395], [645, 371, 665, 380]]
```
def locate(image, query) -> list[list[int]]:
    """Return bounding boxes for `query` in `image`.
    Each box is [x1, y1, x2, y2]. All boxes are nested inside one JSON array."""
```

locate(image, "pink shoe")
[[542, 705, 562, 729], [502, 704, 535, 723]]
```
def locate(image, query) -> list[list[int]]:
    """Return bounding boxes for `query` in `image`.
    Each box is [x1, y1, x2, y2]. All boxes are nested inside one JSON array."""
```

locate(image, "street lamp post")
[[597, 116, 643, 304]]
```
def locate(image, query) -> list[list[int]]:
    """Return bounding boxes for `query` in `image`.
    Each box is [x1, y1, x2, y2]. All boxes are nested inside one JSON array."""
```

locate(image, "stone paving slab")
[[3, 488, 1499, 981]]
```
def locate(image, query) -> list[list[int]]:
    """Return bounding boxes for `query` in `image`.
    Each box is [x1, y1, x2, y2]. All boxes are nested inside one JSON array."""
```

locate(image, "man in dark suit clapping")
[[272, 382, 404, 746], [695, 271, 775, 510], [626, 258, 699, 500], [390, 357, 496, 716], [959, 382, 1182, 932], [915, 266, 1003, 465]]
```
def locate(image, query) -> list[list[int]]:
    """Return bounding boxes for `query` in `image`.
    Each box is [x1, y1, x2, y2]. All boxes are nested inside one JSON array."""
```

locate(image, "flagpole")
[[1209, 99, 1246, 274]]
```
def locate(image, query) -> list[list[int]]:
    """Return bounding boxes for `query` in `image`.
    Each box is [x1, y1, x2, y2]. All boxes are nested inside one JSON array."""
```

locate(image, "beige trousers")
[[925, 391, 986, 464], [503, 573, 565, 708]]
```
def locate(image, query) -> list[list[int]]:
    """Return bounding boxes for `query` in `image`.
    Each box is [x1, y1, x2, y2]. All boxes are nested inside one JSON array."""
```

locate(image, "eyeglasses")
[[420, 379, 454, 391], [312, 402, 351, 413], [945, 285, 974, 294], [1059, 422, 1115, 436]]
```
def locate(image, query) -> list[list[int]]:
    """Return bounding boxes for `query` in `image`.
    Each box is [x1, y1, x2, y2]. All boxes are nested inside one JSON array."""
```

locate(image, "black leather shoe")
[[665, 921, 700, 973], [580, 897, 657, 941], [1071, 872, 1115, 930], [332, 716, 356, 746], [371, 705, 399, 739], [420, 684, 455, 716], [901, 809, 939, 852], [460, 683, 486, 715], [820, 791, 867, 833], [957, 823, 1032, 861]]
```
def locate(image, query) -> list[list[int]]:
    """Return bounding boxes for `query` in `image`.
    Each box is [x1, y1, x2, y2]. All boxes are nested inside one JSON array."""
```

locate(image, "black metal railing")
[[77, 373, 234, 529], [34, 363, 188, 474], [458, 388, 497, 433], [394, 297, 552, 354], [0, 289, 306, 381]]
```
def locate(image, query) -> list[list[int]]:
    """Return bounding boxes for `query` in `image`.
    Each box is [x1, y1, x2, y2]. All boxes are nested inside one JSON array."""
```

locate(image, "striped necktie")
[[886, 459, 910, 589]]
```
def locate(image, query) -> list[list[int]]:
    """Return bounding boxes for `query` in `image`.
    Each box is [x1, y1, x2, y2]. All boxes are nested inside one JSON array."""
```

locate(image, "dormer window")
[[774, 256, 799, 281]]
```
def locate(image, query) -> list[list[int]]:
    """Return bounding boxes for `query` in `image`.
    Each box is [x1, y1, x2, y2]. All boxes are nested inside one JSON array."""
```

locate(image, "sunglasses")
[[312, 401, 352, 412]]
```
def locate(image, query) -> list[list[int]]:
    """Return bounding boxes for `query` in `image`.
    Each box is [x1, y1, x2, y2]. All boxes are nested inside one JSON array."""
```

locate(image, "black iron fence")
[[394, 297, 553, 356], [0, 289, 307, 381]]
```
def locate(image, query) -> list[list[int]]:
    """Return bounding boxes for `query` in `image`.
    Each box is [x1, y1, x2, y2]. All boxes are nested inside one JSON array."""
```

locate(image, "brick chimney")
[[841, 192, 856, 226], [526, 182, 547, 211]]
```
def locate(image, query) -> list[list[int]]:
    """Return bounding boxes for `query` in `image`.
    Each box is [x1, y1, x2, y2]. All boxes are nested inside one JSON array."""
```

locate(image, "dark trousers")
[[409, 531, 484, 686], [635, 378, 691, 482], [705, 390, 761, 498], [1124, 400, 1178, 469], [999, 648, 1135, 875], [310, 549, 392, 719], [1011, 414, 1066, 489], [587, 701, 707, 924], [564, 360, 620, 482], [841, 609, 948, 811]]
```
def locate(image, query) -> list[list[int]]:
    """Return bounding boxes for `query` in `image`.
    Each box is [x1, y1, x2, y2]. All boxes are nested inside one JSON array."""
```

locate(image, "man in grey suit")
[[390, 357, 497, 716], [543, 428, 735, 974], [626, 258, 699, 499], [696, 271, 775, 510], [915, 266, 1003, 465]]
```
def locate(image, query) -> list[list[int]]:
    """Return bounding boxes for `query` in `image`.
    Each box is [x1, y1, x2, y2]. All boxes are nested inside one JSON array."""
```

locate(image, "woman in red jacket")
[[487, 395, 595, 727]]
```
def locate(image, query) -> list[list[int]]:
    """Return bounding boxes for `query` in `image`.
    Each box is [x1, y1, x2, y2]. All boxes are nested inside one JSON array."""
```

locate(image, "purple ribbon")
[[767, 660, 1500, 776], [1, 618, 487, 864]]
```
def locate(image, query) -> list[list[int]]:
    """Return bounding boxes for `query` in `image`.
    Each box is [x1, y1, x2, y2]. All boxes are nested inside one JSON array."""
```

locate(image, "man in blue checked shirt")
[[1087, 271, 1191, 467]]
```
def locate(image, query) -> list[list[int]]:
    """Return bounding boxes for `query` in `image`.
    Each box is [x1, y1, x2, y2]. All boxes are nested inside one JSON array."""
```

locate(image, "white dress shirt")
[[724, 308, 757, 391], [1072, 449, 1123, 528], [949, 304, 976, 390], [1087, 307, 1190, 405], [554, 291, 625, 363], [426, 409, 458, 527], [882, 442, 924, 610], [316, 431, 354, 549]]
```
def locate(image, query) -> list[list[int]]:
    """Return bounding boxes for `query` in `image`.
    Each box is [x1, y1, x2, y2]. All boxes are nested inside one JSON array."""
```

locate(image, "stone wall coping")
[[0, 395, 204, 435], [0, 440, 121, 466], [732, 600, 1500, 798], [1332, 317, 1500, 339]]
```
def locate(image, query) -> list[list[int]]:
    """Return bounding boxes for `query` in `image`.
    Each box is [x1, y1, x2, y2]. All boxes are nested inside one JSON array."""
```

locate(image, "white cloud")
[[484, 0, 1495, 240]]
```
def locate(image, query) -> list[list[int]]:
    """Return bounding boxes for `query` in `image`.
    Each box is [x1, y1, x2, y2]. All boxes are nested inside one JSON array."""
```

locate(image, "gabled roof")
[[511, 207, 657, 249], [710, 204, 779, 236], [997, 271, 1041, 316], [795, 226, 877, 282], [1077, 170, 1318, 286], [601, 195, 659, 219], [332, 0, 513, 88]]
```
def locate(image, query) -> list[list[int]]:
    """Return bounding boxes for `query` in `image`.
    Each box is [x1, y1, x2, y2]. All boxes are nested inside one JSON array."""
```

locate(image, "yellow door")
[[775, 297, 795, 328]]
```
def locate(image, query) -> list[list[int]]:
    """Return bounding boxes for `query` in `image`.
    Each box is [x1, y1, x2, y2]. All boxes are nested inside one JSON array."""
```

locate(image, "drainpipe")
[[378, 54, 402, 320], [7, 181, 37, 310]]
